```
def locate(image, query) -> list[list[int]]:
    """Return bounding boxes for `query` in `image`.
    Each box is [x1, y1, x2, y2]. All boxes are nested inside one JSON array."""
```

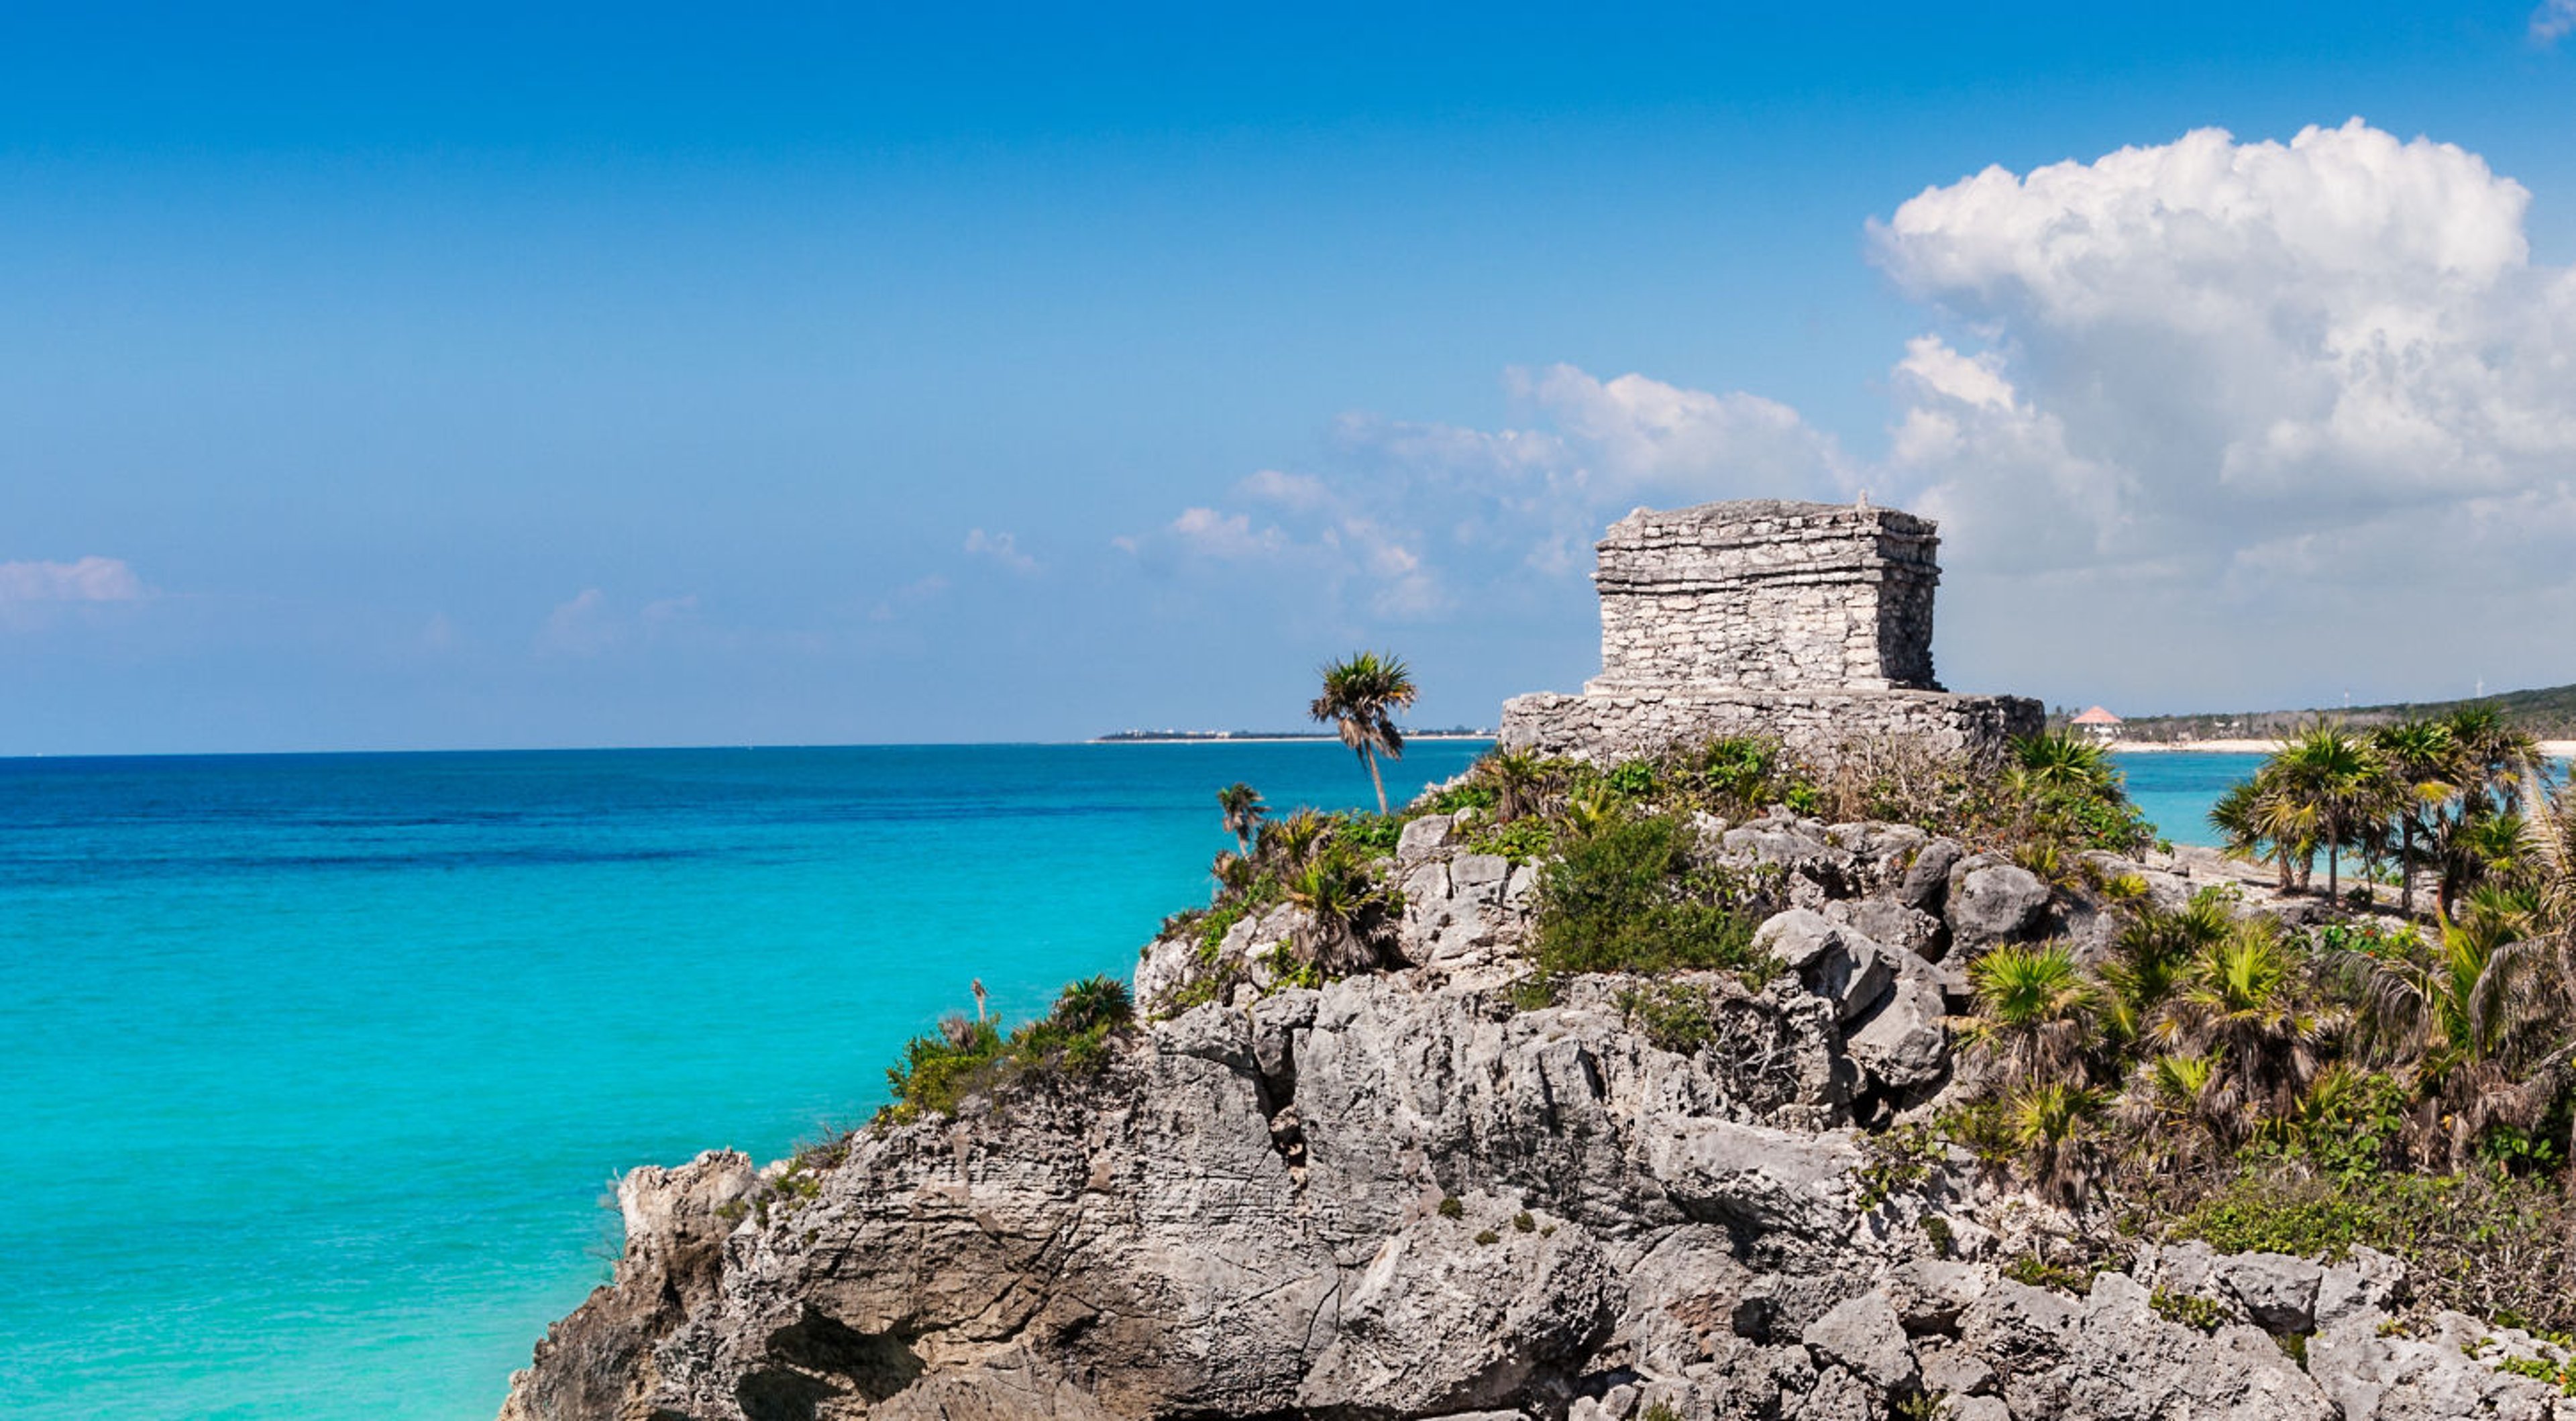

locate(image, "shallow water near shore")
[[1, 742, 2243, 1419]]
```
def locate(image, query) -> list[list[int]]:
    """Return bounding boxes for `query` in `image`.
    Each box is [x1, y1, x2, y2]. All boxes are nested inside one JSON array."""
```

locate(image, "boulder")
[[1885, 1259, 1989, 1334], [1801, 1290, 1919, 1394], [1828, 895, 1947, 961], [2314, 1247, 2406, 1330], [1397, 813, 1456, 861], [2216, 1251, 2325, 1334], [1897, 837, 1966, 910], [1944, 860, 2051, 948], [1297, 1206, 1617, 1416], [1753, 909, 1895, 1022], [2309, 1310, 2567, 1421], [1842, 966, 1949, 1092]]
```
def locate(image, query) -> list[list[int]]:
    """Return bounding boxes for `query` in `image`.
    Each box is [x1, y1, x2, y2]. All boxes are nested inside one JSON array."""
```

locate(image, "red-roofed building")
[[2071, 706, 2123, 743]]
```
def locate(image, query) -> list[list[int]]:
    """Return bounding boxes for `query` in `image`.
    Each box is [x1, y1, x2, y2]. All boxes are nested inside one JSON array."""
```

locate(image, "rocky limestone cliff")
[[501, 812, 2571, 1421]]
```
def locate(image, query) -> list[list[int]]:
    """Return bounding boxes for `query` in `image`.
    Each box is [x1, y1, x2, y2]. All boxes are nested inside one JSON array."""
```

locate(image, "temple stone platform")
[[1498, 498, 2040, 766]]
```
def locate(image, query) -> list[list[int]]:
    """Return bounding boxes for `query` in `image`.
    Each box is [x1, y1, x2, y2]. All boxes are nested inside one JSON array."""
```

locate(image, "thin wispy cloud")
[[0, 556, 150, 631], [963, 528, 1038, 574], [0, 556, 146, 606], [2533, 0, 2576, 44]]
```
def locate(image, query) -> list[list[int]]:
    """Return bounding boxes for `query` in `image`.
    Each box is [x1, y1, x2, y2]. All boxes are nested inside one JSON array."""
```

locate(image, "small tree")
[[1309, 651, 1419, 814], [1216, 782, 1266, 856]]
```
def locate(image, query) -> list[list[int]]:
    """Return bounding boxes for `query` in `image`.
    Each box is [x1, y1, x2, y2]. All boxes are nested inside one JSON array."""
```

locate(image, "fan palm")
[[1310, 650, 1419, 814], [1960, 943, 2103, 1090], [2098, 894, 2231, 1045], [1216, 782, 1267, 856], [2272, 723, 2397, 902], [2014, 729, 2118, 796], [2150, 919, 2332, 1131], [2446, 706, 2542, 818], [2006, 1082, 2108, 1206], [2116, 1051, 2229, 1170], [1283, 853, 1399, 976], [1051, 975, 1135, 1033], [1470, 748, 1551, 823], [2434, 811, 2530, 922], [1258, 808, 1333, 870], [2369, 719, 2462, 917]]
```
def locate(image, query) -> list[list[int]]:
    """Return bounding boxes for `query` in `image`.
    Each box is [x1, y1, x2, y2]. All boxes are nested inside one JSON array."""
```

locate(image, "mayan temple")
[[1498, 497, 2040, 764]]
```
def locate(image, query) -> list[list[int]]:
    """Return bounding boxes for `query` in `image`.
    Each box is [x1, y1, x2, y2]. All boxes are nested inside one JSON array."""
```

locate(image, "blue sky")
[[7, 3, 2576, 753]]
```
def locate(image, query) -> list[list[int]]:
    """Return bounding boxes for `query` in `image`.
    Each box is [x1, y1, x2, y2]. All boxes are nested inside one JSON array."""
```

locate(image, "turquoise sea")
[[0, 742, 2247, 1420]]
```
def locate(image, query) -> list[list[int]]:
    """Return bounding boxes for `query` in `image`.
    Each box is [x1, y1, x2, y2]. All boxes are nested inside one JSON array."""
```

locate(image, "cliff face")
[[501, 816, 2571, 1421]]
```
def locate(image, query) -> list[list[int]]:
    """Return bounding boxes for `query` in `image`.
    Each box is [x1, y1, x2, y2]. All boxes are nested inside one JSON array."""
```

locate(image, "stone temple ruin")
[[1499, 498, 2040, 766]]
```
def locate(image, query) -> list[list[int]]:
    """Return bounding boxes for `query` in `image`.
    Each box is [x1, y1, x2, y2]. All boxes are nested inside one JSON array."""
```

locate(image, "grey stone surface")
[[1495, 499, 2042, 769], [2215, 1251, 2324, 1334], [1944, 861, 2051, 949], [1801, 1290, 1918, 1393]]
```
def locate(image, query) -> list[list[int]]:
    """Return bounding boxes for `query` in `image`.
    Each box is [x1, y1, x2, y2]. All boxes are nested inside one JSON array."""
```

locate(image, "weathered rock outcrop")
[[502, 819, 2561, 1420]]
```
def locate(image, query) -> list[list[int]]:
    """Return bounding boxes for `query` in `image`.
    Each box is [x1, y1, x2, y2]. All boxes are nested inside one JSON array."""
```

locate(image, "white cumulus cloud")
[[1124, 120, 2576, 706]]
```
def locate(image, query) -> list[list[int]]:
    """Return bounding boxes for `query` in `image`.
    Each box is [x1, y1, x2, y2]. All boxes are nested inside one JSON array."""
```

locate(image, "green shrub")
[[2149, 1287, 2230, 1332], [1332, 810, 1408, 856], [1615, 982, 1717, 1055], [2163, 1162, 2576, 1334], [878, 977, 1140, 1126], [1605, 758, 1657, 798], [1424, 780, 1497, 814], [1505, 972, 1560, 1012], [1853, 1124, 1947, 1209], [1474, 1228, 1501, 1246], [2002, 1255, 2098, 1294], [1465, 816, 1556, 865], [2496, 1355, 2576, 1396], [1513, 1210, 1536, 1233], [1531, 812, 1771, 979]]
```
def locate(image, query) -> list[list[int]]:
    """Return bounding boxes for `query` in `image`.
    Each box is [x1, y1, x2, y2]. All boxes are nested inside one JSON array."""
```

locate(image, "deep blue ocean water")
[[0, 742, 2249, 1419]]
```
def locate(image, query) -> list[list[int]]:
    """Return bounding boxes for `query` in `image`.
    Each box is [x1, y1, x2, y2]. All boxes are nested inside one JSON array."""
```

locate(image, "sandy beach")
[[2116, 737, 2576, 759]]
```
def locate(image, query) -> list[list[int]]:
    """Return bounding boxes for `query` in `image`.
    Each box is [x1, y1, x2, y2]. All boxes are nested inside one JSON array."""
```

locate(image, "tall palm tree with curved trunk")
[[1310, 651, 1419, 814], [1216, 782, 1266, 857]]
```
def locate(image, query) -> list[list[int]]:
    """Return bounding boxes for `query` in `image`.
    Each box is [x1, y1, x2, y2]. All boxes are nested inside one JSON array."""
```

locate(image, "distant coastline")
[[2115, 736, 2576, 759], [1091, 728, 1495, 744]]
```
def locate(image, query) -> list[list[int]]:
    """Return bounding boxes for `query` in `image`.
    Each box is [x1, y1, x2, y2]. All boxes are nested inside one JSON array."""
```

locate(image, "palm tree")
[[2339, 915, 2571, 1167], [2210, 774, 2301, 894], [2370, 719, 2461, 918], [2447, 706, 2542, 819], [2116, 1051, 2228, 1173], [2007, 1082, 2108, 1206], [1216, 782, 1267, 856], [2099, 895, 2230, 1046], [2149, 918, 2332, 1132], [1283, 853, 1399, 976], [1310, 651, 1419, 814], [2014, 729, 2118, 796], [2433, 810, 2530, 922], [1051, 974, 1135, 1033], [1470, 748, 1551, 823], [1258, 808, 1332, 870], [1960, 943, 2103, 1090], [2272, 723, 2396, 902]]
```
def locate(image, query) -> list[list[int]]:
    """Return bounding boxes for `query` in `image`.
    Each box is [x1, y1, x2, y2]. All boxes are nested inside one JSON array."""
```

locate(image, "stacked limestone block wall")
[[1592, 501, 1941, 693], [1501, 498, 2041, 768]]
